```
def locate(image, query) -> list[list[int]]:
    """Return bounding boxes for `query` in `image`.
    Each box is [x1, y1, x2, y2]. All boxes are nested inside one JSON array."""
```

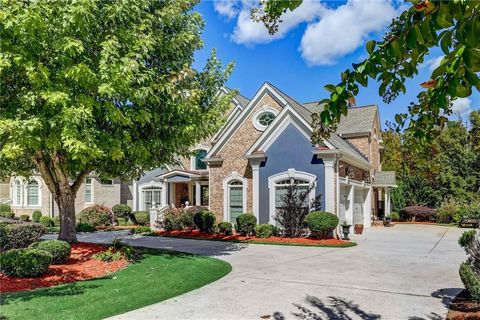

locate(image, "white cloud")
[[451, 98, 472, 116], [214, 0, 240, 20], [424, 56, 444, 72], [300, 0, 398, 65]]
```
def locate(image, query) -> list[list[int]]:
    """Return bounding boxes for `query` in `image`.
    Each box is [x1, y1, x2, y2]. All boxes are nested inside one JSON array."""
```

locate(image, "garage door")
[[353, 188, 365, 225]]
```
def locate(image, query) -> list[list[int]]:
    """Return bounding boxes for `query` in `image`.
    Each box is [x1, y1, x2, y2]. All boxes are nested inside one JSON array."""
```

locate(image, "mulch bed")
[[0, 243, 128, 293], [447, 290, 480, 320], [154, 229, 351, 246]]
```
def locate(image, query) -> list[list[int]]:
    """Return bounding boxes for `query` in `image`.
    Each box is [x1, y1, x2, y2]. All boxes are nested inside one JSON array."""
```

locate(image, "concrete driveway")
[[64, 224, 467, 320]]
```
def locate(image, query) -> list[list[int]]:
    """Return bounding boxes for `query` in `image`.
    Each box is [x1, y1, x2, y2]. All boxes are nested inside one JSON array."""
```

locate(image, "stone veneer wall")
[[209, 93, 283, 221]]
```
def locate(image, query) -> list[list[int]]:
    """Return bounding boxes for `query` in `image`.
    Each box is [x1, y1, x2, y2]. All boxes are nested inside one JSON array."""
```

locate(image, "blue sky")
[[193, 0, 479, 128]]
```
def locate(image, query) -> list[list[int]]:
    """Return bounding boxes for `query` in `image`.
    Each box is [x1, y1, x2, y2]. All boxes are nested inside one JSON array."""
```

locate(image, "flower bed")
[[446, 290, 480, 319], [0, 243, 128, 293], [153, 230, 355, 247]]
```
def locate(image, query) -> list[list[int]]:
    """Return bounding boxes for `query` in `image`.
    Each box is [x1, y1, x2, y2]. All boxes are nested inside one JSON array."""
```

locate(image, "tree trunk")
[[56, 192, 78, 243]]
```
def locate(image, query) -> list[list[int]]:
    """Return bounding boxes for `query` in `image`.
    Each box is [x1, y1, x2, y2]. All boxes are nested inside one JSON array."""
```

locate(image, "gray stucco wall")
[[258, 123, 325, 223]]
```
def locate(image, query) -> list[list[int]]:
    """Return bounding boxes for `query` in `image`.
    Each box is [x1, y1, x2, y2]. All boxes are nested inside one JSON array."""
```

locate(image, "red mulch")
[[447, 290, 480, 320], [154, 229, 350, 245], [0, 243, 128, 293]]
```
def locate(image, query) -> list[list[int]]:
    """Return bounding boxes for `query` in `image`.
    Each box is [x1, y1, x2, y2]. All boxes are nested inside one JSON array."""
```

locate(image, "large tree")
[[0, 0, 233, 242], [253, 0, 479, 142]]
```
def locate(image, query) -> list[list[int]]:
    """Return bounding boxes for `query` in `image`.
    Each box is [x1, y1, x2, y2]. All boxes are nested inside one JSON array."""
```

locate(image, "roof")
[[303, 101, 378, 135], [235, 94, 250, 108], [373, 171, 396, 186]]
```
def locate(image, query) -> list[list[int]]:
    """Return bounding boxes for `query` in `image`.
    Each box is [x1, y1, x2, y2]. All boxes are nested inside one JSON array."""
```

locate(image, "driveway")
[[62, 224, 467, 319]]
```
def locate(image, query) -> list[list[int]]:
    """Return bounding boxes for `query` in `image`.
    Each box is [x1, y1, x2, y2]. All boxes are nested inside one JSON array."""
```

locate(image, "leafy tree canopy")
[[253, 0, 480, 143], [0, 0, 233, 241]]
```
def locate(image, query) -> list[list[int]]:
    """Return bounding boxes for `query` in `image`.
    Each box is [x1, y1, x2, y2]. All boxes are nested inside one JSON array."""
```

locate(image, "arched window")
[[13, 179, 22, 206], [195, 149, 208, 170], [253, 107, 278, 131], [274, 178, 310, 210], [228, 180, 243, 224], [27, 180, 39, 206]]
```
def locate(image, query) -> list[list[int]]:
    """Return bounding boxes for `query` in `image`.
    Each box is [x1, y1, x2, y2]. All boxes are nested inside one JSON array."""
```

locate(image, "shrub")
[[254, 224, 276, 238], [436, 199, 458, 224], [32, 211, 42, 222], [3, 212, 14, 219], [304, 211, 339, 239], [0, 248, 52, 277], [20, 214, 30, 222], [400, 206, 435, 222], [117, 217, 127, 226], [193, 211, 216, 233], [0, 222, 47, 251], [0, 203, 11, 213], [112, 204, 132, 220], [132, 226, 151, 234], [133, 211, 150, 226], [459, 262, 480, 302], [178, 211, 196, 229], [236, 213, 257, 236], [52, 216, 60, 227], [29, 240, 71, 264], [78, 205, 112, 227], [390, 212, 400, 221], [39, 216, 53, 227], [93, 248, 121, 262], [218, 222, 233, 235], [454, 203, 480, 223], [162, 207, 196, 231], [76, 223, 96, 232]]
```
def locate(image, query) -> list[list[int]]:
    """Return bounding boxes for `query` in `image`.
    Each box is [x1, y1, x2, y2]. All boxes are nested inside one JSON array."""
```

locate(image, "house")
[[1, 82, 395, 230]]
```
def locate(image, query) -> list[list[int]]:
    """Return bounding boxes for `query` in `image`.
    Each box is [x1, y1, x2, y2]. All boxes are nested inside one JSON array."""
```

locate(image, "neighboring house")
[[2, 83, 395, 229]]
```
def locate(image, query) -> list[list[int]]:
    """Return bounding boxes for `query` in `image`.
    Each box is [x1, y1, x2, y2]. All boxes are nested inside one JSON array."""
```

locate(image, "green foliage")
[[162, 207, 197, 231], [254, 224, 276, 238], [253, 1, 480, 141], [436, 198, 458, 223], [236, 213, 257, 236], [29, 240, 71, 264], [0, 204, 11, 213], [93, 248, 122, 262], [112, 204, 132, 220], [78, 205, 112, 227], [454, 203, 480, 223], [458, 230, 480, 300], [76, 223, 96, 233], [459, 262, 480, 302], [400, 206, 435, 221], [0, 248, 52, 277], [116, 217, 127, 226], [0, 222, 47, 251], [52, 216, 60, 227], [32, 211, 42, 222], [2, 212, 14, 219], [217, 221, 233, 236], [20, 214, 30, 222], [193, 211, 216, 233], [133, 211, 149, 226], [304, 211, 339, 239], [390, 212, 400, 221], [132, 226, 151, 234], [39, 216, 53, 227]]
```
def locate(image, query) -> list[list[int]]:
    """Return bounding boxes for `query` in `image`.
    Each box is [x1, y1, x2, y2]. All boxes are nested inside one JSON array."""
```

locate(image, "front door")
[[174, 183, 190, 207]]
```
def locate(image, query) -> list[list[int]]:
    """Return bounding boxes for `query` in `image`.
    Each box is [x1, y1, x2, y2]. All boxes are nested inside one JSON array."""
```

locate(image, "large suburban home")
[[1, 82, 395, 232]]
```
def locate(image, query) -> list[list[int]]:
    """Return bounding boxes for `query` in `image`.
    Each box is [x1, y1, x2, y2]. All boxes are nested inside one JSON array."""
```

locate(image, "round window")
[[257, 112, 275, 126]]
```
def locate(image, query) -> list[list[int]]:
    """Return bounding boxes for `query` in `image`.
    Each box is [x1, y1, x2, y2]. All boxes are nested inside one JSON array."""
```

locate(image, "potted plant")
[[340, 220, 351, 240], [354, 224, 364, 234], [383, 216, 392, 227]]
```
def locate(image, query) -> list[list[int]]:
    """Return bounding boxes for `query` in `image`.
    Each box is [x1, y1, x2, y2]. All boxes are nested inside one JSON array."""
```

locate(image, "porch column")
[[195, 181, 201, 206], [132, 179, 137, 211], [161, 182, 167, 207], [364, 187, 372, 227], [384, 187, 391, 217], [251, 163, 260, 222], [323, 158, 336, 213]]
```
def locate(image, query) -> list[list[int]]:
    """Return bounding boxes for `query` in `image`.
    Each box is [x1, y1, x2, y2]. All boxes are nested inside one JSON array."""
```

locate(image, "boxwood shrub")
[[20, 214, 30, 222], [193, 211, 216, 233], [254, 224, 276, 238], [2, 212, 15, 219], [30, 240, 71, 264], [39, 216, 53, 227], [78, 205, 112, 227], [236, 213, 257, 236], [32, 210, 42, 222], [459, 262, 480, 302], [0, 222, 47, 251], [0, 248, 52, 277], [304, 211, 339, 239], [218, 221, 233, 235], [133, 211, 150, 226], [112, 204, 132, 220], [76, 223, 96, 233], [0, 203, 11, 213]]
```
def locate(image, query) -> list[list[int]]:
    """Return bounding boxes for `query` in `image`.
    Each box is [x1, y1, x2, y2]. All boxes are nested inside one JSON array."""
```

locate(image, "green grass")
[[46, 226, 60, 233], [0, 249, 231, 320]]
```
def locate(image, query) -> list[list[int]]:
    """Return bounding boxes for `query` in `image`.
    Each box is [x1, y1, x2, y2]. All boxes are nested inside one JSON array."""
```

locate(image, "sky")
[[193, 0, 479, 129]]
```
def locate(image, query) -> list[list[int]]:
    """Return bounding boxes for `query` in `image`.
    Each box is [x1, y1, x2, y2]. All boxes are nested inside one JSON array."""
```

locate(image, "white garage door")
[[353, 188, 365, 225]]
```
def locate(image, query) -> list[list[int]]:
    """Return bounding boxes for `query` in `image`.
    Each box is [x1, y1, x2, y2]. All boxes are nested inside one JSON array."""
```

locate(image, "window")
[[143, 187, 162, 210], [100, 179, 113, 185], [258, 112, 275, 126], [253, 108, 278, 131], [13, 180, 22, 206], [201, 185, 209, 206], [27, 180, 39, 206], [85, 178, 92, 203], [274, 179, 310, 210], [228, 181, 243, 224], [195, 150, 208, 170]]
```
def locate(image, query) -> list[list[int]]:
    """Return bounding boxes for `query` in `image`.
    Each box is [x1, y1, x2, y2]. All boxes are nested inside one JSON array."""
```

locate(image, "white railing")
[[149, 204, 170, 230]]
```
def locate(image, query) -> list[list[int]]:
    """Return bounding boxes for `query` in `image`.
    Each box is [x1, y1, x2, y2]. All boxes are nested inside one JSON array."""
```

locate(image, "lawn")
[[0, 249, 231, 320]]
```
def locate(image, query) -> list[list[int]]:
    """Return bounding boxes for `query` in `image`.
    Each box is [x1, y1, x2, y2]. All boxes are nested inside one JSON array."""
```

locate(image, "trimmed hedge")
[[0, 222, 47, 251], [218, 222, 233, 235], [53, 216, 60, 227], [30, 240, 71, 264], [2, 212, 14, 219], [400, 206, 435, 222], [0, 248, 52, 277], [112, 204, 132, 219], [32, 211, 42, 222], [236, 213, 257, 236], [133, 211, 149, 226], [304, 211, 338, 239], [459, 262, 480, 302], [78, 205, 112, 227], [132, 226, 151, 234], [0, 203, 11, 213], [20, 215, 30, 222], [76, 223, 96, 232], [193, 211, 216, 233], [39, 216, 53, 227], [254, 224, 276, 238]]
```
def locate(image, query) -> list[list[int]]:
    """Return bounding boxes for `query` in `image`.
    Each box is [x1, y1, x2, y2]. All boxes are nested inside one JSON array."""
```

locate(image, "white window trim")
[[139, 181, 163, 211], [222, 172, 247, 222], [25, 177, 42, 208], [85, 178, 93, 204], [252, 106, 279, 131], [267, 169, 316, 224], [12, 178, 23, 207]]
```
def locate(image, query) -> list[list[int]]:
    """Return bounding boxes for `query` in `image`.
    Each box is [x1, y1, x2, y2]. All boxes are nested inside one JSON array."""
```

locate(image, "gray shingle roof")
[[373, 171, 396, 186], [235, 94, 250, 108]]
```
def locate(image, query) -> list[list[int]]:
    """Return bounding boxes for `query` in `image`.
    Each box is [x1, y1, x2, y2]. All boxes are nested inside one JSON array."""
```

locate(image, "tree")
[[0, 0, 234, 242], [252, 0, 480, 142]]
